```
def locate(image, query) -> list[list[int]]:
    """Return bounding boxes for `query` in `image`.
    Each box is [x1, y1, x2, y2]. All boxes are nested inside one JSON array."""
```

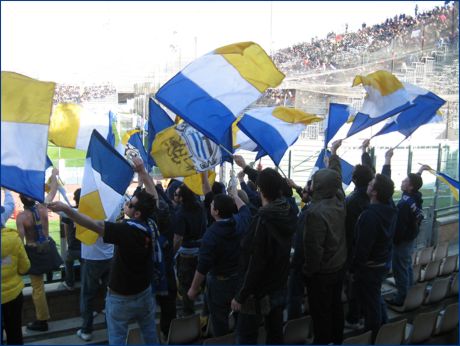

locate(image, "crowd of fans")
[[53, 84, 117, 104], [272, 3, 458, 74], [256, 89, 296, 107], [1, 139, 435, 345]]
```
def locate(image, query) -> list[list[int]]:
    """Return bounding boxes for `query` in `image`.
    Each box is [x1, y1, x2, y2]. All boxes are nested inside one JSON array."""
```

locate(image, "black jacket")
[[351, 203, 397, 270], [236, 198, 297, 303], [345, 187, 370, 263]]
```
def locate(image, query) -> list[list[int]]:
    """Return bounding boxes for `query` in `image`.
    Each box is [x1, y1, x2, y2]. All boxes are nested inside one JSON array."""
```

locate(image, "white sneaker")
[[77, 329, 92, 341], [59, 282, 74, 291]]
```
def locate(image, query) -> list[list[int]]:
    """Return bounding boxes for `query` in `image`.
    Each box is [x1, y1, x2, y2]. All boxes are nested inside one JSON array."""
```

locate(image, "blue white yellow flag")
[[147, 98, 175, 168], [238, 106, 321, 165], [428, 169, 459, 201], [77, 130, 134, 245], [324, 103, 350, 146], [48, 103, 113, 151], [373, 83, 445, 138], [1, 72, 55, 202], [346, 70, 413, 137], [156, 42, 285, 151], [151, 122, 222, 178], [311, 149, 354, 190]]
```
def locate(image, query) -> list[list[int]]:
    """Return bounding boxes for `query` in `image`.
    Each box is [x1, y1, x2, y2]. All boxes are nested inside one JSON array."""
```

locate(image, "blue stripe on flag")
[[325, 103, 350, 146], [347, 101, 413, 138], [147, 99, 175, 168], [1, 165, 45, 201], [374, 92, 445, 138], [87, 130, 133, 195], [238, 115, 288, 166], [156, 72, 234, 151], [190, 132, 203, 158]]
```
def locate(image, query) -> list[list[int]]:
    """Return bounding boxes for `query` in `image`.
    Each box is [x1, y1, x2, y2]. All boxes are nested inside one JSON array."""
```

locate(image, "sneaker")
[[344, 320, 363, 330], [77, 329, 92, 341], [59, 282, 74, 291], [26, 320, 48, 332]]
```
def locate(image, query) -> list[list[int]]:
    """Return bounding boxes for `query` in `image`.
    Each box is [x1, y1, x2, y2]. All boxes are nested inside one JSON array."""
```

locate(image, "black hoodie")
[[236, 198, 297, 303], [351, 203, 397, 270]]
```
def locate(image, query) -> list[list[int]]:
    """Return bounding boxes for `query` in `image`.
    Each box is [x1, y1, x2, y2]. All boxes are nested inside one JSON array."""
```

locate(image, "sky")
[[2, 1, 445, 89]]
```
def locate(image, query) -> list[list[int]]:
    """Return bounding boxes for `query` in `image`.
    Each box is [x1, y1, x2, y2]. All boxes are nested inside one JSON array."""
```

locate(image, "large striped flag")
[[151, 122, 222, 178], [77, 130, 134, 245], [346, 70, 414, 138], [48, 103, 113, 151], [373, 83, 445, 138], [156, 42, 285, 151], [1, 72, 55, 202], [238, 106, 321, 165]]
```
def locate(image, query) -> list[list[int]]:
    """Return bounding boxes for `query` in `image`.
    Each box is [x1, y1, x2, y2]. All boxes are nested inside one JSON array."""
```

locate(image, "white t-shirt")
[[81, 236, 114, 260]]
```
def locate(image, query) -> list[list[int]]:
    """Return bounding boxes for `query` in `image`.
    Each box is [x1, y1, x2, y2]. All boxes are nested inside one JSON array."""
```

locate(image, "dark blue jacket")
[[351, 203, 397, 270], [196, 206, 251, 277]]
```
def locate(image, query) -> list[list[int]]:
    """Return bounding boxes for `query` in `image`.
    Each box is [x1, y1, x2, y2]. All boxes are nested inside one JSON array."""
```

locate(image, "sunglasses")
[[174, 192, 180, 197]]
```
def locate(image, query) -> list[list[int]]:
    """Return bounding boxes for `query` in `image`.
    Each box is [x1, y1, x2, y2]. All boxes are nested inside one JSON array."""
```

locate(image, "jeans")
[[392, 240, 414, 304], [1, 293, 24, 345], [287, 269, 305, 320], [355, 266, 389, 339], [236, 289, 286, 345], [30, 274, 50, 321], [206, 274, 240, 337], [64, 249, 81, 287], [80, 259, 111, 333], [306, 269, 345, 345], [106, 287, 157, 345], [176, 255, 198, 316]]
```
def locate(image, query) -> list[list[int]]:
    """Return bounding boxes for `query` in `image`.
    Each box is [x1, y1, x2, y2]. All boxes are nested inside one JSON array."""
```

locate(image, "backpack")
[[154, 198, 173, 234]]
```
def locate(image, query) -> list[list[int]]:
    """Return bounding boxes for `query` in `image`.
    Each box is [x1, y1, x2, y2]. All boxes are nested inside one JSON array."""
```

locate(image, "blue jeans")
[[206, 274, 240, 337], [105, 287, 157, 345], [236, 289, 286, 345], [80, 259, 111, 333], [355, 266, 389, 338], [392, 241, 414, 303]]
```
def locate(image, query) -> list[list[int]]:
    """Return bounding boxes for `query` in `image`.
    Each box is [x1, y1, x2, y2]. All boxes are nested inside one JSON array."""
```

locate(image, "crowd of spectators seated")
[[272, 3, 458, 74], [53, 84, 117, 104]]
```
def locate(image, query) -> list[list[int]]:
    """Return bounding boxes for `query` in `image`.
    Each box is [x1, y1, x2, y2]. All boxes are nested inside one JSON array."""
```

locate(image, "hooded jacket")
[[2, 228, 31, 303], [303, 154, 347, 277], [351, 203, 397, 270], [236, 198, 297, 303]]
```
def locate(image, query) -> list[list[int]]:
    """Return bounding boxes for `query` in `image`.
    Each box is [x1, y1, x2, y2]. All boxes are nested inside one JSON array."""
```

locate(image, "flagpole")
[[391, 136, 409, 150]]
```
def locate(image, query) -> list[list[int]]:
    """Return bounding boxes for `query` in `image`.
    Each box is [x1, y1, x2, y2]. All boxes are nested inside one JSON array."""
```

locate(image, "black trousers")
[[306, 269, 345, 345], [1, 293, 24, 345], [156, 291, 177, 337]]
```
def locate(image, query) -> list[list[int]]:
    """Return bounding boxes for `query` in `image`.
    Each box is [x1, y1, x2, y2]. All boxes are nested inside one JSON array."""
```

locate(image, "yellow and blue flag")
[[77, 130, 133, 245], [347, 70, 413, 137], [373, 83, 445, 138], [429, 169, 459, 201], [122, 129, 150, 171], [48, 103, 113, 151], [1, 72, 55, 202], [237, 106, 321, 165], [151, 122, 222, 178], [156, 42, 285, 151]]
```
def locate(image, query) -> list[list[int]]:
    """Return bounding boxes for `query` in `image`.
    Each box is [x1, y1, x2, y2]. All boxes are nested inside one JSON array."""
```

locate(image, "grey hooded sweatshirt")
[[303, 154, 347, 277]]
